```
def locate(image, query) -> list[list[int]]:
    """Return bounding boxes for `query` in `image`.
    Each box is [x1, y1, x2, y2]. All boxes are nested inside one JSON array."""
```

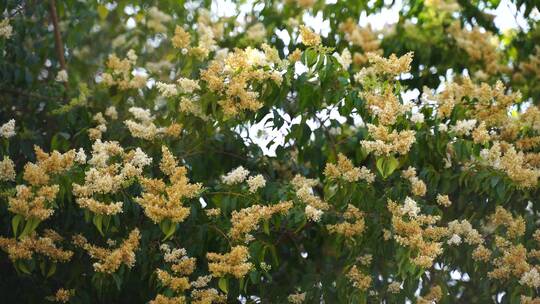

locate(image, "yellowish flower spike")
[[73, 228, 140, 274], [388, 198, 446, 268], [347, 265, 372, 291], [324, 153, 375, 183], [135, 146, 202, 224], [200, 46, 284, 118], [299, 25, 321, 46], [50, 288, 74, 303], [229, 201, 293, 242], [0, 230, 73, 262], [326, 204, 366, 238], [207, 245, 253, 278], [172, 25, 191, 49]]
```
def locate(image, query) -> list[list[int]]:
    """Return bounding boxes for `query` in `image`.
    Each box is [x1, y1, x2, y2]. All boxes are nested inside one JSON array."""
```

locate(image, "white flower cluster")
[[160, 244, 187, 263], [334, 48, 352, 70], [222, 166, 250, 185], [87, 139, 124, 168], [438, 123, 448, 132], [155, 82, 178, 97], [246, 23, 266, 42], [401, 197, 420, 218], [56, 70, 68, 82], [410, 112, 425, 124], [0, 119, 15, 138], [447, 220, 483, 245], [124, 107, 163, 140], [0, 19, 12, 39], [305, 205, 323, 222], [177, 77, 200, 93], [520, 268, 540, 288], [0, 156, 16, 181], [130, 147, 153, 168], [105, 106, 118, 120], [74, 148, 87, 164], [247, 174, 266, 193], [450, 119, 477, 136], [447, 233, 462, 245]]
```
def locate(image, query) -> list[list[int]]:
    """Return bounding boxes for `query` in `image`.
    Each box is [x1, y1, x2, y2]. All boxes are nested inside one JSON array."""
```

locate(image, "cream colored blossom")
[[480, 142, 540, 188], [299, 25, 321, 46], [0, 231, 73, 262], [450, 119, 477, 136], [288, 292, 306, 303], [246, 23, 266, 42], [247, 174, 266, 193], [324, 153, 375, 183], [401, 197, 420, 218], [177, 78, 200, 93], [222, 166, 250, 185], [172, 25, 191, 49], [436, 194, 452, 207], [0, 119, 15, 138], [207, 245, 253, 278], [402, 167, 426, 196], [146, 7, 172, 33], [334, 48, 352, 70], [73, 229, 140, 273], [387, 281, 401, 294], [417, 285, 442, 304], [135, 146, 202, 224], [410, 112, 425, 124], [347, 265, 371, 291], [125, 107, 182, 140], [361, 124, 416, 156], [0, 156, 16, 181], [305, 205, 323, 222], [229, 201, 293, 242], [105, 106, 118, 120], [339, 19, 382, 65], [74, 148, 87, 164], [52, 288, 74, 303], [200, 46, 283, 117], [388, 199, 445, 268], [292, 175, 329, 211], [55, 70, 68, 82], [156, 82, 179, 97], [447, 220, 483, 245], [0, 18, 12, 39], [519, 268, 540, 288], [327, 204, 365, 237]]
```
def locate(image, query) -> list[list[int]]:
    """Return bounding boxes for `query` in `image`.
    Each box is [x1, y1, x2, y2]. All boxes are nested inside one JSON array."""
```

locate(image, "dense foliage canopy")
[[1, 0, 540, 303]]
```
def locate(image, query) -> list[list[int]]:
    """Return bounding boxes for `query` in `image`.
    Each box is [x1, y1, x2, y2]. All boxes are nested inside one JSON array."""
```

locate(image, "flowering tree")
[[1, 0, 540, 303]]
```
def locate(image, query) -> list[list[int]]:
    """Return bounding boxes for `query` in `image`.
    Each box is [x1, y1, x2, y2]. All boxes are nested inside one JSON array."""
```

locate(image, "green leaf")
[[218, 277, 228, 294], [97, 5, 109, 20], [19, 218, 40, 239], [112, 273, 123, 290], [376, 156, 399, 179], [160, 219, 177, 241], [93, 215, 104, 236], [12, 215, 23, 237], [46, 263, 57, 278], [16, 260, 32, 275], [263, 220, 270, 235]]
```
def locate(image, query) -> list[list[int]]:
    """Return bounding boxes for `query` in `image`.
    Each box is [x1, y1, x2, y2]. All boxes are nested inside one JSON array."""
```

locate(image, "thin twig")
[[48, 0, 68, 91], [205, 191, 251, 199], [0, 87, 59, 101]]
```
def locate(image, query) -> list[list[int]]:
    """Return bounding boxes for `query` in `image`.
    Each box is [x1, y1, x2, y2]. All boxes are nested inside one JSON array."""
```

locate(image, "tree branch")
[[48, 0, 68, 91]]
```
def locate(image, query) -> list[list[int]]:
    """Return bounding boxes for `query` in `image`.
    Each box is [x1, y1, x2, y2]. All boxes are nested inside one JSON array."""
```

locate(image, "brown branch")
[[48, 0, 68, 91], [0, 87, 59, 101]]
